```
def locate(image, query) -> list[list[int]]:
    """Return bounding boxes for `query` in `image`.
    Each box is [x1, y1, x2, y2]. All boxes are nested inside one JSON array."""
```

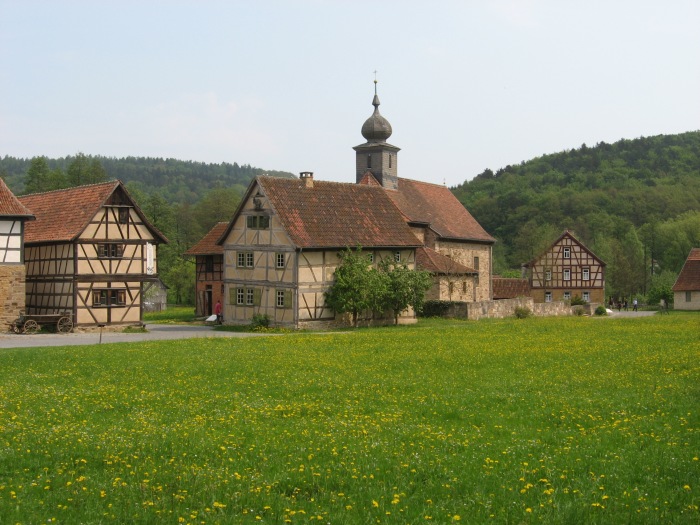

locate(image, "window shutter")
[[253, 288, 262, 306], [284, 290, 293, 309], [229, 287, 236, 305]]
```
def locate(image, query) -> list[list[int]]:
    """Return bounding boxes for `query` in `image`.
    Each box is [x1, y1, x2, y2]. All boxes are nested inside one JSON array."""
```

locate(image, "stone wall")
[[466, 298, 573, 320], [0, 265, 26, 331]]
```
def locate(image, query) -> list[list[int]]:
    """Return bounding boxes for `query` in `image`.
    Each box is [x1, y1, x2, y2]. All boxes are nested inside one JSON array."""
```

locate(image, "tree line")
[[452, 131, 700, 303]]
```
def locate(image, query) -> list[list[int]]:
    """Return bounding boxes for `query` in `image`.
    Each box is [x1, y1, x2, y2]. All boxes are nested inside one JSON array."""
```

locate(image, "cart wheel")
[[23, 319, 39, 334], [57, 316, 73, 333], [12, 323, 21, 334]]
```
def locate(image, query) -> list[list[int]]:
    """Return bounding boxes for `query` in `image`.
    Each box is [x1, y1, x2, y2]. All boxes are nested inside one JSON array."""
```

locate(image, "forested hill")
[[0, 155, 295, 204], [452, 131, 700, 294]]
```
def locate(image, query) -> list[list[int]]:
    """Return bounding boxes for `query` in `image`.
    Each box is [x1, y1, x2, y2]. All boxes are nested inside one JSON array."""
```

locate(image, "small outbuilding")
[[672, 248, 700, 310]]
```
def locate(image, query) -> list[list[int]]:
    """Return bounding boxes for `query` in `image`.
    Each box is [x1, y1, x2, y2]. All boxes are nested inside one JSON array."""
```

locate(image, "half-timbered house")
[[0, 178, 34, 328], [522, 230, 605, 304], [218, 173, 421, 328], [184, 221, 227, 317], [18, 181, 167, 327], [672, 248, 700, 310]]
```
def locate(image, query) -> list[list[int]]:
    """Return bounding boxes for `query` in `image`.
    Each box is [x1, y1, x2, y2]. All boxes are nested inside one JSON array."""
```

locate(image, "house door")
[[205, 286, 213, 316]]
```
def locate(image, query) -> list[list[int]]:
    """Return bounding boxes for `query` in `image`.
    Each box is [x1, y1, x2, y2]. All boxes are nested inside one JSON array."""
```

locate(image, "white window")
[[564, 291, 571, 300], [236, 288, 244, 305], [563, 247, 571, 259], [246, 288, 255, 305], [582, 267, 590, 280], [583, 292, 590, 302], [563, 268, 571, 281], [545, 292, 552, 302], [237, 252, 254, 268], [276, 253, 285, 269], [545, 269, 552, 281]]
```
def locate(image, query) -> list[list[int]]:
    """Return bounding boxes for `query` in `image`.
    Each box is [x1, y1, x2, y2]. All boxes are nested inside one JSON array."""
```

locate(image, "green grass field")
[[1, 315, 698, 524]]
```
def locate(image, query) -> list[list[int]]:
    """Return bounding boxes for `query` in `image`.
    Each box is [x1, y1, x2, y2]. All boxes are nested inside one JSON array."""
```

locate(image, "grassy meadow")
[[1, 314, 698, 524]]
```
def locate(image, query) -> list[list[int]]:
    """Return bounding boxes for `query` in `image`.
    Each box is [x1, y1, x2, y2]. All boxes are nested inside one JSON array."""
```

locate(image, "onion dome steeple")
[[353, 79, 400, 190], [361, 80, 393, 143]]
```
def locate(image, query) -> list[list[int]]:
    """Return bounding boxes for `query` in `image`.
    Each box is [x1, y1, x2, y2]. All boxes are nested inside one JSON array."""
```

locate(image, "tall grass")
[[0, 315, 698, 524]]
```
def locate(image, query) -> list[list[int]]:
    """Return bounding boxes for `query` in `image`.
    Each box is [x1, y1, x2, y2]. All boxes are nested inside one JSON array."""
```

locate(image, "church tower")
[[353, 81, 400, 190]]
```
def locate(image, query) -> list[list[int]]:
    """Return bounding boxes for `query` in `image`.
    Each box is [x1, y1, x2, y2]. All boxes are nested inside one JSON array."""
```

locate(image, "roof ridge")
[[20, 179, 118, 198]]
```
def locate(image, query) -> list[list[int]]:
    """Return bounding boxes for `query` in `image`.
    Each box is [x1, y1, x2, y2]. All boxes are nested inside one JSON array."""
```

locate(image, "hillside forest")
[[452, 131, 700, 303], [2, 130, 699, 305]]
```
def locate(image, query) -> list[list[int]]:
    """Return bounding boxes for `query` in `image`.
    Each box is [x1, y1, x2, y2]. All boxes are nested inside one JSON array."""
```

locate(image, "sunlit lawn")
[[1, 314, 698, 524], [143, 306, 197, 324]]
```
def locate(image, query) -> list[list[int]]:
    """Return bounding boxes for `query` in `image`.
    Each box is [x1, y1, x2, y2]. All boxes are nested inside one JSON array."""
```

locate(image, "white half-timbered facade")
[[19, 181, 167, 327], [218, 174, 421, 328], [523, 230, 606, 304], [0, 178, 35, 329]]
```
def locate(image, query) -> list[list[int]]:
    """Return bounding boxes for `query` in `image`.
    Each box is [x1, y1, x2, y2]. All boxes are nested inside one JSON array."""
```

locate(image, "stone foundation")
[[0, 265, 26, 331]]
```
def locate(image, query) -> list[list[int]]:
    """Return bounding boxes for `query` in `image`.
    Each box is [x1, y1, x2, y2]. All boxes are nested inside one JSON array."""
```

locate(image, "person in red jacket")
[[214, 300, 222, 324]]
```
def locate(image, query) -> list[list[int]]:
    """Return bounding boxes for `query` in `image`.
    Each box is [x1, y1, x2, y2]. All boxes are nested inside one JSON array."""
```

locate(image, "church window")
[[367, 154, 372, 169], [389, 154, 392, 168], [473, 256, 479, 270]]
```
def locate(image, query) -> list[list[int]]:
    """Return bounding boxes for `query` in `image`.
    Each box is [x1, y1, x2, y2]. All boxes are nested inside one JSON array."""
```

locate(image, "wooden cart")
[[10, 311, 74, 334]]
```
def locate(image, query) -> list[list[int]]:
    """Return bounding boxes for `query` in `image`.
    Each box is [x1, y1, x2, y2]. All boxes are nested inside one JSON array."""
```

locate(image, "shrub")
[[572, 306, 585, 316], [570, 295, 588, 306], [594, 305, 607, 316], [514, 306, 532, 319], [420, 300, 457, 317], [251, 313, 271, 329]]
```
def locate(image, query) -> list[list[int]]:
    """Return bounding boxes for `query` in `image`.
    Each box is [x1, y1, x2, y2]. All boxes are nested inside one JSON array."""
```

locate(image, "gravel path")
[[0, 324, 274, 349]]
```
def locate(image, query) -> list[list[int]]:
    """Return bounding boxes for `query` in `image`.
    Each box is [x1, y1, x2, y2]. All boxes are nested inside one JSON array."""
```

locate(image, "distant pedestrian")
[[623, 300, 628, 311], [215, 300, 223, 324], [633, 298, 638, 311], [617, 301, 622, 312]]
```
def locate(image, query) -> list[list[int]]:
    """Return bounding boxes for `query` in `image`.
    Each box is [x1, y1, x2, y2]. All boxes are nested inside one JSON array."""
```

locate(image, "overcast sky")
[[2, 0, 698, 187]]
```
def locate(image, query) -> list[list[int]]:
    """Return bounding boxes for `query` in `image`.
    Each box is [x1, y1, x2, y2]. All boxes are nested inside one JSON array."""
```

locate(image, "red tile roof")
[[383, 178, 495, 243], [19, 180, 167, 244], [493, 277, 531, 299], [416, 247, 476, 274], [0, 178, 34, 219], [246, 176, 421, 249], [185, 222, 228, 255], [672, 248, 700, 291]]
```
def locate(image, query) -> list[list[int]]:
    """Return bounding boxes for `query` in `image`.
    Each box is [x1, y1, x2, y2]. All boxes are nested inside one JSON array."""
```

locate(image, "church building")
[[215, 83, 494, 327]]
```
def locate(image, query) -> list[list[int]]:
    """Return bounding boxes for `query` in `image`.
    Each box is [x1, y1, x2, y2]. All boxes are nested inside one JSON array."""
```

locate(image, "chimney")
[[300, 171, 314, 188]]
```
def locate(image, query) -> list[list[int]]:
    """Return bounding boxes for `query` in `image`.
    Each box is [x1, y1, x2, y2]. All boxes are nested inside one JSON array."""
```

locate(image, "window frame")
[[276, 252, 285, 269], [545, 292, 552, 303], [545, 269, 552, 281], [394, 251, 401, 263], [582, 291, 590, 302], [237, 251, 254, 268], [563, 247, 571, 259], [563, 291, 571, 301], [563, 268, 571, 281], [246, 215, 270, 230], [118, 207, 130, 225], [92, 289, 126, 307], [582, 267, 590, 280], [97, 243, 124, 259], [686, 291, 692, 302]]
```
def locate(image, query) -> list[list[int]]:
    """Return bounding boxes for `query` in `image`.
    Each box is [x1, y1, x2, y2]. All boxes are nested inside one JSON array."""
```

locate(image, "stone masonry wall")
[[465, 297, 573, 320], [0, 265, 26, 331]]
